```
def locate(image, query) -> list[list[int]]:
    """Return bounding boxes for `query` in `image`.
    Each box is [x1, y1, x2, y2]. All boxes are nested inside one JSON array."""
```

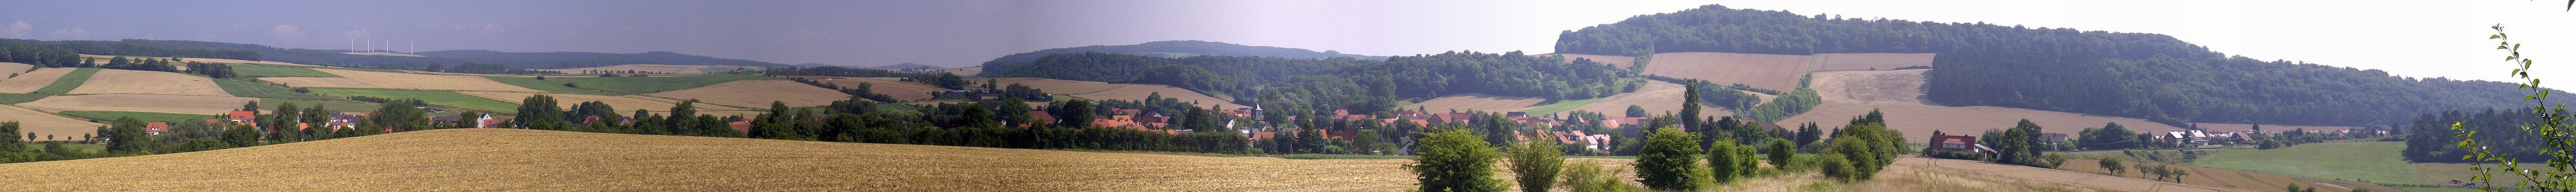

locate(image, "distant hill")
[[418, 50, 788, 69], [794, 63, 836, 67], [977, 40, 1384, 74], [865, 63, 940, 70]]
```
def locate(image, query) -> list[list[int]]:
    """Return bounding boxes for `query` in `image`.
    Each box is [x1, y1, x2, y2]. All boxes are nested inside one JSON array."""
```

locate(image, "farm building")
[[226, 111, 257, 123], [144, 122, 169, 136], [1928, 134, 1996, 158]]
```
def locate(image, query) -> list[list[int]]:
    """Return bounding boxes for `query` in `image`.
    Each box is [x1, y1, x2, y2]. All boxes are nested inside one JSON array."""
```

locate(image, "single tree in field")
[[1509, 141, 1564, 192], [1625, 105, 1646, 118], [2100, 158, 2126, 176], [1766, 138, 1794, 169], [1407, 127, 1505, 191]]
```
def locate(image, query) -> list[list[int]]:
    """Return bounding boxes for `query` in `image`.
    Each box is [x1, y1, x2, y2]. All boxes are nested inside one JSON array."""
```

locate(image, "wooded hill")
[[1553, 4, 2571, 126], [981, 51, 1642, 115], [977, 40, 1387, 73]]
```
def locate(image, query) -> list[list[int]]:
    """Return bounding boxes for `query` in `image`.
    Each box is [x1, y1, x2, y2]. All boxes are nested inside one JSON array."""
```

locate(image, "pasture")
[[2057, 159, 2397, 192], [1640, 52, 1811, 92], [816, 78, 944, 101], [305, 88, 520, 113], [459, 91, 738, 112], [1781, 103, 2188, 143], [2193, 142, 2421, 184], [261, 69, 547, 93], [1073, 84, 1244, 109], [214, 79, 337, 100], [1551, 81, 1734, 119], [1400, 94, 1547, 113], [487, 74, 776, 95], [28, 67, 98, 95]]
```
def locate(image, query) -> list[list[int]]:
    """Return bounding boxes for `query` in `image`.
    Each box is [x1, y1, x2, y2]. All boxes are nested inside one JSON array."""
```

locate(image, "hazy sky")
[[3, 0, 2572, 82]]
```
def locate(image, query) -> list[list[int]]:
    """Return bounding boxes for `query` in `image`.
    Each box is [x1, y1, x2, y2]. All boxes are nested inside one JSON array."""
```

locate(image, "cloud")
[[5, 22, 28, 38], [47, 27, 88, 40], [271, 24, 306, 41], [340, 29, 372, 40]]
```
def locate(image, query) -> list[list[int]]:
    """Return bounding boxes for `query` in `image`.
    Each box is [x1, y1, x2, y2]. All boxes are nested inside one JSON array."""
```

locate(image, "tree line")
[[984, 51, 1642, 116], [0, 38, 261, 61], [1550, 4, 2574, 127]]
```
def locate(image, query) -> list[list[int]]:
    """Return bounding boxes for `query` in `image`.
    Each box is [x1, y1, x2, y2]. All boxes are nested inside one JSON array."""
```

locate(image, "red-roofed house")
[[728, 120, 752, 134], [144, 122, 169, 136], [1929, 134, 1995, 158], [226, 111, 258, 123]]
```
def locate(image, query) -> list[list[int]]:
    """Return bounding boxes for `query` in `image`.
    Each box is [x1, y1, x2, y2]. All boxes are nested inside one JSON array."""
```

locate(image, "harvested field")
[[2058, 159, 2399, 192], [2187, 123, 2357, 133], [982, 77, 1119, 94], [66, 69, 233, 96], [0, 62, 30, 74], [262, 69, 546, 93], [1900, 158, 2254, 191], [537, 64, 711, 74], [1553, 81, 1733, 119], [1813, 53, 1936, 72], [18, 94, 259, 116], [1073, 84, 1245, 109], [0, 129, 1554, 191], [82, 54, 313, 66], [815, 78, 944, 101], [0, 104, 104, 141], [0, 67, 77, 93], [1537, 54, 1636, 68], [458, 91, 738, 112], [1810, 69, 1929, 105], [643, 80, 850, 108], [941, 66, 982, 77], [1781, 103, 2188, 143], [1642, 52, 1811, 91], [1401, 94, 1547, 113]]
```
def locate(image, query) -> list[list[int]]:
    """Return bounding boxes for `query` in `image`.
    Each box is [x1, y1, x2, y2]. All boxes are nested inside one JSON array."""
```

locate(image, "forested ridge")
[[982, 51, 1643, 116], [0, 38, 783, 73], [1554, 4, 2571, 126]]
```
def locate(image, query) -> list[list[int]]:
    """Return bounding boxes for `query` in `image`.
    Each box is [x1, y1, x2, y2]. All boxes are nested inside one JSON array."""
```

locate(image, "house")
[[2041, 133, 2069, 150], [227, 111, 258, 123], [1029, 111, 1057, 126], [728, 120, 753, 134], [145, 122, 169, 136], [1093, 115, 1139, 129], [1928, 134, 1996, 158]]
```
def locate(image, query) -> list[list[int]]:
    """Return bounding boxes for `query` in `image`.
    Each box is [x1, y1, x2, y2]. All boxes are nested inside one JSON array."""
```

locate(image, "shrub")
[[1818, 153, 1856, 182], [1708, 140, 1744, 183], [1407, 127, 1505, 192], [1633, 127, 1706, 191], [1509, 141, 1564, 192], [1765, 138, 1794, 169], [1561, 159, 1648, 192]]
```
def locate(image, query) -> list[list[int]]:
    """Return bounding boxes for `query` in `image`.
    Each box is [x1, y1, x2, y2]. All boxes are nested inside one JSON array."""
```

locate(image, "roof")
[[227, 111, 256, 120]]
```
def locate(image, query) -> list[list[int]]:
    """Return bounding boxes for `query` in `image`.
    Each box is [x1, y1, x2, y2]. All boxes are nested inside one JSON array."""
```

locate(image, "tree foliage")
[[1410, 127, 1507, 192], [1510, 141, 1565, 192], [1633, 126, 1706, 190]]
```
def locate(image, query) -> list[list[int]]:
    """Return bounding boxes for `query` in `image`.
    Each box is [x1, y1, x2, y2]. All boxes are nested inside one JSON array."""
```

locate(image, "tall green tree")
[[514, 95, 568, 130], [1509, 141, 1565, 192], [1634, 126, 1706, 190]]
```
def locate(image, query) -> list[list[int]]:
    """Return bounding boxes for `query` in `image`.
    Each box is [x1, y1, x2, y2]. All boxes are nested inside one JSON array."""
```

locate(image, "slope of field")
[[66, 69, 234, 97], [537, 64, 711, 74], [1785, 103, 2187, 143], [816, 78, 943, 101], [2195, 142, 2419, 185], [261, 69, 546, 93], [1553, 81, 1733, 119], [643, 80, 851, 108], [17, 94, 261, 115], [1811, 69, 1928, 105], [1894, 158, 2252, 191], [0, 62, 30, 74], [487, 74, 776, 95], [1642, 52, 1810, 91], [60, 111, 214, 124], [2187, 123, 2358, 133], [2055, 159, 2397, 192], [306, 88, 520, 113], [1813, 53, 1936, 72], [0, 129, 1425, 191], [983, 77, 1119, 94], [229, 63, 338, 77], [458, 91, 737, 112], [28, 67, 97, 95], [1071, 84, 1246, 109], [1538, 54, 1636, 68], [1401, 94, 1547, 113], [0, 67, 78, 93], [81, 54, 315, 66], [0, 105, 104, 141], [213, 79, 336, 100]]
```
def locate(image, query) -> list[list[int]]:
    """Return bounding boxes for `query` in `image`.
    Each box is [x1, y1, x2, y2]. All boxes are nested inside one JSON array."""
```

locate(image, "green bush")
[[1509, 141, 1564, 192], [1560, 159, 1648, 192], [1765, 138, 1794, 169], [1818, 153, 1856, 182], [1633, 127, 1705, 191], [1407, 127, 1505, 192], [1708, 141, 1744, 183]]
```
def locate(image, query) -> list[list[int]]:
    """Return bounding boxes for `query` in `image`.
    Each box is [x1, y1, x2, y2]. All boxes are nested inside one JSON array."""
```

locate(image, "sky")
[[2, 0, 2572, 82]]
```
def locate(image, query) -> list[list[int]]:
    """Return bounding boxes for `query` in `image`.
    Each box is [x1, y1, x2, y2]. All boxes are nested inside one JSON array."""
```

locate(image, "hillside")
[[1554, 4, 2574, 126], [979, 40, 1385, 72], [418, 50, 789, 67]]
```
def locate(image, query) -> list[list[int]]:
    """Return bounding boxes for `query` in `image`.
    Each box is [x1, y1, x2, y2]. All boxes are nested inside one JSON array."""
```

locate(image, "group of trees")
[[2402, 108, 2547, 163], [0, 39, 262, 61], [426, 62, 560, 74], [95, 56, 180, 72], [503, 93, 1255, 154], [0, 43, 84, 68], [1551, 4, 2573, 127], [983, 51, 1642, 116], [183, 62, 239, 79], [1984, 119, 2063, 168], [1817, 110, 1905, 182]]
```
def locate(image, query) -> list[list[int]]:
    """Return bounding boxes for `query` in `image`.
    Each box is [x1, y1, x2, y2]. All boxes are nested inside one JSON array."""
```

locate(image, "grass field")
[[0, 93, 44, 104], [1400, 93, 1546, 113], [2193, 142, 2422, 184], [22, 143, 102, 153], [215, 79, 337, 99], [643, 80, 850, 108], [28, 67, 97, 95], [261, 98, 383, 112], [1518, 98, 1599, 116], [487, 74, 775, 95], [305, 88, 520, 113], [60, 111, 217, 123], [227, 63, 339, 77], [17, 94, 259, 115]]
